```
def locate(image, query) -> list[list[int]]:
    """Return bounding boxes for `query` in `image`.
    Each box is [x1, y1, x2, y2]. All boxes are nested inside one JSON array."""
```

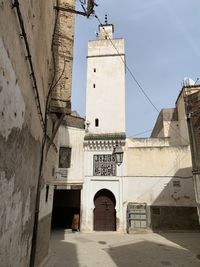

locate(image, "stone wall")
[[50, 0, 75, 112]]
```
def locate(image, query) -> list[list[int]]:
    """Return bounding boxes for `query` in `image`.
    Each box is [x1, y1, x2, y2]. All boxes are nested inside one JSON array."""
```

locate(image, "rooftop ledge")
[[84, 132, 126, 141]]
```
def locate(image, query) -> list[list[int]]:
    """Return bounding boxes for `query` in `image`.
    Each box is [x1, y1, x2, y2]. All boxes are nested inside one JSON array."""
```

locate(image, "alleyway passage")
[[44, 230, 200, 267]]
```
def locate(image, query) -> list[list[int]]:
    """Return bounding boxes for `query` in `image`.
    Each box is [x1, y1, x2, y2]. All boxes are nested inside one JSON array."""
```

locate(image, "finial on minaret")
[[98, 14, 114, 39], [105, 14, 108, 24]]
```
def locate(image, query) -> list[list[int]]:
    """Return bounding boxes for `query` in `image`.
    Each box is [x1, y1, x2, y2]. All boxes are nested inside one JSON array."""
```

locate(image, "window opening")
[[45, 185, 49, 202], [59, 147, 72, 168], [93, 83, 96, 88], [152, 207, 160, 215], [95, 118, 99, 127], [173, 181, 181, 187]]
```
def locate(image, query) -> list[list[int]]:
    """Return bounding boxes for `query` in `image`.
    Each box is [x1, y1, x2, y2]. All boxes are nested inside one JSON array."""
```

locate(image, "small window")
[[93, 83, 96, 88], [152, 207, 160, 215], [95, 118, 99, 127], [45, 185, 49, 202], [59, 147, 71, 168], [94, 68, 96, 72], [173, 181, 181, 187]]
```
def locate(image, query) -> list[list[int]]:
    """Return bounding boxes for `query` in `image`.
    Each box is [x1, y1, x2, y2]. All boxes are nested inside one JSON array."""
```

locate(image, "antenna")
[[194, 78, 199, 85]]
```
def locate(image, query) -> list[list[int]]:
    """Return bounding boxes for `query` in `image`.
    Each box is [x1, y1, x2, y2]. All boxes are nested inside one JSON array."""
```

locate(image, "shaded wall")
[[125, 138, 199, 231], [0, 1, 54, 266]]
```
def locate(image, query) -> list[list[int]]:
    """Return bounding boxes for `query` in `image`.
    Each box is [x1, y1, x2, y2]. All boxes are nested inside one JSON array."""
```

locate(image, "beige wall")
[[176, 91, 190, 145], [125, 138, 196, 207], [55, 125, 85, 183], [126, 138, 192, 177]]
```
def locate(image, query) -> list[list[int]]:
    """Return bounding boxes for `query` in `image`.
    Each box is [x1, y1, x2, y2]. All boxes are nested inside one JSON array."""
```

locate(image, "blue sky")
[[72, 0, 200, 137]]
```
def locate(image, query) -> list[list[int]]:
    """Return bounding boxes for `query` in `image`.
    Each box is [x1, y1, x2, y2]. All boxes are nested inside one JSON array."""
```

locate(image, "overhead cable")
[[95, 14, 189, 144]]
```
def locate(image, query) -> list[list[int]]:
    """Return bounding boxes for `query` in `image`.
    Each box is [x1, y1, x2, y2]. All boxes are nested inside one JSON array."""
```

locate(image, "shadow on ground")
[[105, 238, 200, 267], [158, 232, 200, 260], [46, 230, 79, 267]]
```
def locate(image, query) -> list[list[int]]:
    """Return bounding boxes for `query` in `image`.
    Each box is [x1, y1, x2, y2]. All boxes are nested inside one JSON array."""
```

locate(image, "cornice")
[[84, 139, 126, 150]]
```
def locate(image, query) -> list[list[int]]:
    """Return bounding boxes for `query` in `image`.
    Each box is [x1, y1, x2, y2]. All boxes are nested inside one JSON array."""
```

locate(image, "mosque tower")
[[85, 16, 126, 135]]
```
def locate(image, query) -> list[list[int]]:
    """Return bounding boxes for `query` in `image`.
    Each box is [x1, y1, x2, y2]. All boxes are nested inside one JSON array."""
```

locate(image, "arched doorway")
[[93, 189, 116, 231]]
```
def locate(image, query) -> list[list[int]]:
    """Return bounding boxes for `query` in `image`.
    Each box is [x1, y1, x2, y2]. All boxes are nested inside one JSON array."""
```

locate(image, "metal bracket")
[[54, 6, 87, 16]]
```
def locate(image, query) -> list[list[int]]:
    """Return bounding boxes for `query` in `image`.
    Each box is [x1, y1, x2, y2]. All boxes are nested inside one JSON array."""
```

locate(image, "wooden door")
[[94, 189, 116, 231]]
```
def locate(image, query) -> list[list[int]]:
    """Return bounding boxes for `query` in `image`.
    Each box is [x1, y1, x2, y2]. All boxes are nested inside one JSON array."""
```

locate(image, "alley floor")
[[44, 230, 200, 267]]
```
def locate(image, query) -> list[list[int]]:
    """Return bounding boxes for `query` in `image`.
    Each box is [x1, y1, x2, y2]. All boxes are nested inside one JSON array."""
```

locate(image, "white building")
[[51, 22, 200, 233], [82, 21, 126, 232], [50, 113, 85, 230]]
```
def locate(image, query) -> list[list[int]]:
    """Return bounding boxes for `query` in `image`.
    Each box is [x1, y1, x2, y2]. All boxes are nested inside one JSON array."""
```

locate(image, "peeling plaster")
[[0, 38, 25, 140], [0, 173, 32, 267]]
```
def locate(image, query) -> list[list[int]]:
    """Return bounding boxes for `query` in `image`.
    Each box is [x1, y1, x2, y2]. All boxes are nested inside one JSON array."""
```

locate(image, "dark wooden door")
[[94, 189, 116, 231]]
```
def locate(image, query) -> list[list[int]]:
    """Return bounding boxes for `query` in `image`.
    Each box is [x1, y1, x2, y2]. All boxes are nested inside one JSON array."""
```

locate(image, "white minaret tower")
[[85, 16, 125, 135]]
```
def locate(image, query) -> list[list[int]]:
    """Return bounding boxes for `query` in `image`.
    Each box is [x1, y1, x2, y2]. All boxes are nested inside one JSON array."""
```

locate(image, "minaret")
[[85, 16, 126, 135]]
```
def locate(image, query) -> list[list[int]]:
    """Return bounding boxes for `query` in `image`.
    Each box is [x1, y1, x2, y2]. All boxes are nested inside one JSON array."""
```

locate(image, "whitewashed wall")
[[57, 125, 85, 182], [81, 147, 126, 232], [86, 38, 125, 134]]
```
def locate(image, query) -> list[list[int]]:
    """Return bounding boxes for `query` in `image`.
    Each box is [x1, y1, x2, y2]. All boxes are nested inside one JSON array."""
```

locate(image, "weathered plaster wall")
[[0, 1, 56, 266], [163, 121, 180, 145], [35, 0, 76, 263], [125, 138, 196, 210], [151, 109, 181, 145], [123, 176, 196, 207], [35, 185, 54, 266], [56, 125, 85, 182], [0, 39, 26, 140], [0, 129, 41, 267], [123, 137, 198, 230], [126, 138, 192, 177], [176, 92, 190, 145]]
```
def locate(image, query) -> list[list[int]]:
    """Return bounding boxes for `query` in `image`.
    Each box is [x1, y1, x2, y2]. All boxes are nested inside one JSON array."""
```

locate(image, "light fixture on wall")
[[113, 143, 124, 166]]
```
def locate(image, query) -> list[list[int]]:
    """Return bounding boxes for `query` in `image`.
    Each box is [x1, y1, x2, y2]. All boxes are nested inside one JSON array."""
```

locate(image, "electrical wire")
[[95, 14, 190, 145], [128, 129, 152, 138], [94, 14, 195, 186], [95, 14, 159, 113], [12, 0, 45, 131], [29, 1, 68, 265], [30, 2, 71, 264]]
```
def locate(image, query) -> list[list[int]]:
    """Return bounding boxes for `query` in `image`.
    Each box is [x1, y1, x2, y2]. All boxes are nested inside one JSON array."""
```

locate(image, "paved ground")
[[44, 230, 200, 267]]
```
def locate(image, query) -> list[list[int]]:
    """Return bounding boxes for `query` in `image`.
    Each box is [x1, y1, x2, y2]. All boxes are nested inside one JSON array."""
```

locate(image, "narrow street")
[[44, 230, 200, 267]]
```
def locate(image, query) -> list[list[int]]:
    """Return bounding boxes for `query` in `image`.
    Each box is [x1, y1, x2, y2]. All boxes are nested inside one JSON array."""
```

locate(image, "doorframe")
[[93, 188, 116, 231]]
